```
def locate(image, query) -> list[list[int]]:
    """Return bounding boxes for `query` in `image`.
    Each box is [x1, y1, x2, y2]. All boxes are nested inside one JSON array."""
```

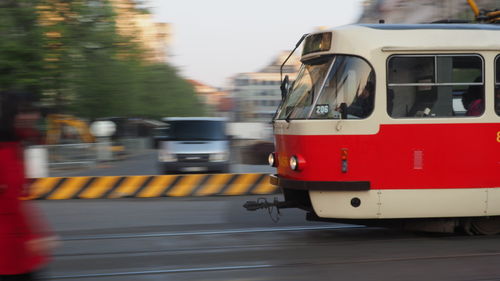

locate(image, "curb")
[[27, 173, 278, 200]]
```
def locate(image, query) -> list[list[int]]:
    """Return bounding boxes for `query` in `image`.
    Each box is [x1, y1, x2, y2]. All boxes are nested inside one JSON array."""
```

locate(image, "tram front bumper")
[[270, 174, 370, 191]]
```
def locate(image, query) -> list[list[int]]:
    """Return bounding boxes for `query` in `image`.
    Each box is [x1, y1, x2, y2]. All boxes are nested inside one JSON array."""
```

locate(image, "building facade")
[[110, 0, 172, 63], [187, 80, 233, 119], [231, 51, 300, 122]]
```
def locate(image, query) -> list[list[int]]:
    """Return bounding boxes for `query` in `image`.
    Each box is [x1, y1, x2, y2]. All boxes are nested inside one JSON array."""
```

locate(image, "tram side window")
[[387, 55, 484, 118], [496, 56, 500, 116]]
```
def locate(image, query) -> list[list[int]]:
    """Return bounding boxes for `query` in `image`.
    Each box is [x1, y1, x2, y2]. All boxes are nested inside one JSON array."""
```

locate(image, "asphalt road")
[[37, 196, 500, 281], [49, 149, 275, 177]]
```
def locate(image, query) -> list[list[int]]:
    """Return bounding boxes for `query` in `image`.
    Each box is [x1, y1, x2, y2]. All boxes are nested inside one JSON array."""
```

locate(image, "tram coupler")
[[244, 197, 301, 222], [243, 197, 296, 212]]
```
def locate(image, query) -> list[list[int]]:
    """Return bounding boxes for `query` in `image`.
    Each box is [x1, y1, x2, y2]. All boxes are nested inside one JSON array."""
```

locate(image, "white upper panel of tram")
[[302, 24, 500, 61], [273, 24, 500, 135]]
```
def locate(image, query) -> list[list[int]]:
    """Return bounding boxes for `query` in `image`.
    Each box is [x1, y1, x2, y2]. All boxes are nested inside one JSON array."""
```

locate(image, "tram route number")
[[315, 104, 330, 115]]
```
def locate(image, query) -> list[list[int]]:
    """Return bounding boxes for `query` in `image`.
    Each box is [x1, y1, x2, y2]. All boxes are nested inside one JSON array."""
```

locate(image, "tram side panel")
[[275, 121, 499, 219]]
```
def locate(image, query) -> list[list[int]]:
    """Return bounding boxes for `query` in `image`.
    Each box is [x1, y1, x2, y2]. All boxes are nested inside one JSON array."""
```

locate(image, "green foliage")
[[72, 58, 205, 119], [0, 0, 44, 93], [130, 63, 207, 119], [1, 0, 205, 119]]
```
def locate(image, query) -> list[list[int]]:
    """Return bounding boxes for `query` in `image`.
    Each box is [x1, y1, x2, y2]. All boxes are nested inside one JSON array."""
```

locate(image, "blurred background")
[[3, 1, 500, 281], [2, 0, 499, 177]]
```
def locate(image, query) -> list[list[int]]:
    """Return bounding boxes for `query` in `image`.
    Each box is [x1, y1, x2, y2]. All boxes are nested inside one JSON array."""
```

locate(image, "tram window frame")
[[309, 55, 376, 120], [496, 55, 500, 116], [387, 54, 484, 119]]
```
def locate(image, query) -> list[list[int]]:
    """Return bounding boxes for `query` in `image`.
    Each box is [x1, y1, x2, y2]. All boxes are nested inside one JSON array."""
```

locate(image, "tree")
[[1, 0, 205, 118], [130, 63, 206, 119], [0, 0, 44, 94], [38, 0, 205, 119], [67, 0, 205, 119]]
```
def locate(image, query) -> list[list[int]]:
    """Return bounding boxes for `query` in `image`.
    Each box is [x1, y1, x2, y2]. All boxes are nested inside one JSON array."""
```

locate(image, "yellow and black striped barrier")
[[27, 173, 278, 200]]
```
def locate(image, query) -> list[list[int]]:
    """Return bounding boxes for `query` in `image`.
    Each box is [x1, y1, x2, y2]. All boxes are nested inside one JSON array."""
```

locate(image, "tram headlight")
[[268, 152, 277, 167], [289, 155, 306, 171], [289, 156, 299, 171]]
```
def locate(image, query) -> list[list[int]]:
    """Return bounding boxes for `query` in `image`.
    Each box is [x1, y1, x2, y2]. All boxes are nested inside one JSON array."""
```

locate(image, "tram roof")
[[302, 24, 500, 60], [359, 23, 500, 31]]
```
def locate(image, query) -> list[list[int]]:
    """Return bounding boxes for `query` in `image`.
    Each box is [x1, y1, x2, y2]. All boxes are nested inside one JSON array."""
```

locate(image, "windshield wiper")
[[284, 106, 295, 123], [284, 86, 315, 123], [274, 33, 308, 124], [310, 86, 315, 106], [280, 34, 309, 83]]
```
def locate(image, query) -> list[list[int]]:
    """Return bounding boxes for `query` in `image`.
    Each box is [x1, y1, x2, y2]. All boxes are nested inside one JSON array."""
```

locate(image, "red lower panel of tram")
[[275, 123, 500, 190]]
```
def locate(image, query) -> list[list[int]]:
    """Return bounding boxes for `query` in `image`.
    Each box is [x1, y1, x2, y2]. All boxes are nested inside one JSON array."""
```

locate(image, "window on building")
[[387, 55, 483, 118], [236, 79, 248, 86], [496, 55, 500, 116]]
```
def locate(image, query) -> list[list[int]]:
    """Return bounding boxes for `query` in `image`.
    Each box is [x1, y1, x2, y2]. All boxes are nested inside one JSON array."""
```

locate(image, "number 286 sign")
[[315, 104, 329, 115]]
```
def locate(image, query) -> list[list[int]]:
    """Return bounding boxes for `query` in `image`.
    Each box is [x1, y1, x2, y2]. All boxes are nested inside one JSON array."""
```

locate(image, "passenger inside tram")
[[462, 82, 484, 116], [346, 80, 375, 118], [388, 56, 485, 118]]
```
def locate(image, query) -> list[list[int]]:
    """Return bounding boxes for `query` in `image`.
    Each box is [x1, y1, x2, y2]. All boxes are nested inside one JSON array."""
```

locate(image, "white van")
[[157, 117, 230, 173]]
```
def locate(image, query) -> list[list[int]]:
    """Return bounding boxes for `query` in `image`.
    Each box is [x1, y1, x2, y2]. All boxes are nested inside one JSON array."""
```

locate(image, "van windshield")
[[167, 121, 226, 141]]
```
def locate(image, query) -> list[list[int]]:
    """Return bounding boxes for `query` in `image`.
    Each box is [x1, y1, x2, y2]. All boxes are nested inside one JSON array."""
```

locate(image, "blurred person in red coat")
[[0, 91, 56, 281]]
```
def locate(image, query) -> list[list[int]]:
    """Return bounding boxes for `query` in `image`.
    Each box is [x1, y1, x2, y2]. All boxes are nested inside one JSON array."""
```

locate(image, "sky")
[[146, 0, 364, 88]]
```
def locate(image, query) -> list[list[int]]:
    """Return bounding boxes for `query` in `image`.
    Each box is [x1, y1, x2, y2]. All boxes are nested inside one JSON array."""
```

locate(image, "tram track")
[[54, 224, 369, 258], [50, 226, 500, 281], [43, 196, 500, 281], [59, 224, 366, 241], [51, 264, 274, 280], [53, 224, 487, 259], [51, 250, 500, 280]]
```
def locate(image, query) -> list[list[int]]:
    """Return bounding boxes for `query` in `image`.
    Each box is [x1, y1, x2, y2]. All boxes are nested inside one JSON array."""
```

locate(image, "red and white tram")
[[248, 23, 500, 234]]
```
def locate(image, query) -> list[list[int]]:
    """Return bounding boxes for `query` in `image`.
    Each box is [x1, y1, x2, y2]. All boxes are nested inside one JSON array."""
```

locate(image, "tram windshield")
[[277, 56, 333, 120], [276, 55, 375, 120]]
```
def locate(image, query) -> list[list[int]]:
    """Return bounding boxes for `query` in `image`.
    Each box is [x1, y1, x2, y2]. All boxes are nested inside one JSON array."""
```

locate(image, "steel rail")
[[51, 251, 500, 279], [60, 224, 366, 241], [51, 264, 273, 279]]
